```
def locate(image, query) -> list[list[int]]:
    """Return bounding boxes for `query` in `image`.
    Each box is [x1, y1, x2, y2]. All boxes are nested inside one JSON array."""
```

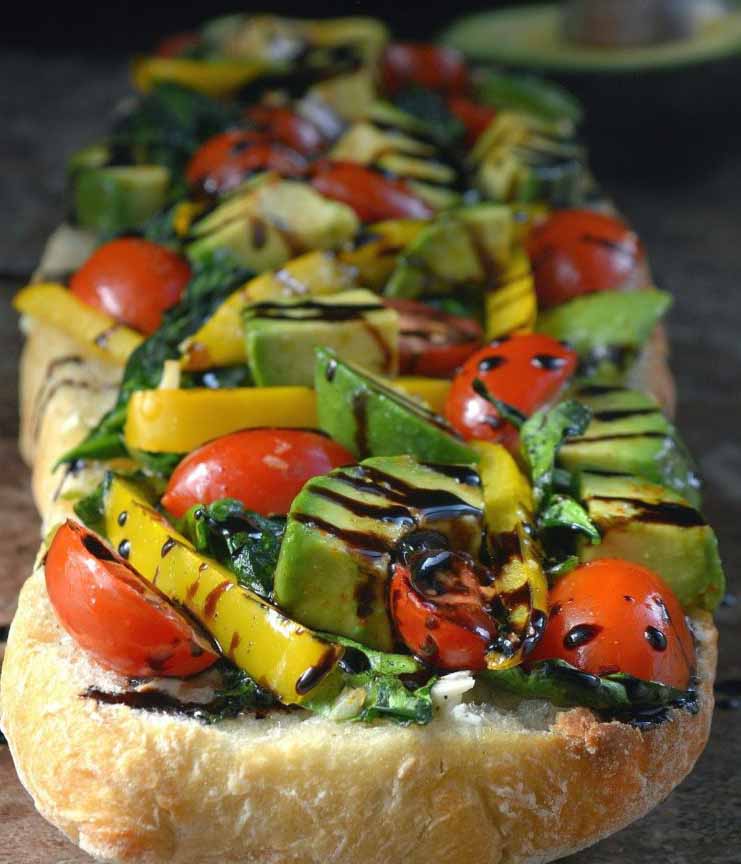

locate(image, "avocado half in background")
[[441, 1, 741, 179]]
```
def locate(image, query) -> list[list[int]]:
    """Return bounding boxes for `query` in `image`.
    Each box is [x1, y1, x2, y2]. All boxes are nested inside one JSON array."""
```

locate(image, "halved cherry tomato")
[[528, 558, 694, 689], [382, 43, 470, 97], [444, 333, 578, 448], [389, 551, 497, 671], [186, 130, 309, 196], [447, 97, 496, 147], [526, 210, 646, 309], [310, 161, 434, 222], [45, 521, 218, 677], [385, 298, 483, 378], [69, 238, 191, 336], [245, 105, 326, 157], [156, 31, 201, 58], [161, 428, 354, 518]]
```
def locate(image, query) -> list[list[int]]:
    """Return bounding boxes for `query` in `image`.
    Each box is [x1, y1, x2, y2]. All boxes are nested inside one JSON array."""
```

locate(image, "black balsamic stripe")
[[566, 432, 669, 444], [588, 496, 705, 527], [591, 408, 661, 422], [293, 513, 389, 558]]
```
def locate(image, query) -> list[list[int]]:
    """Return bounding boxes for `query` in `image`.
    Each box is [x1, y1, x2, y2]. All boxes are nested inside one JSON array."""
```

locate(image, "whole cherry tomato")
[[526, 210, 646, 309], [528, 558, 694, 689], [444, 333, 578, 448], [156, 31, 201, 58], [447, 97, 496, 147], [161, 428, 354, 518], [45, 521, 218, 678], [310, 161, 434, 222], [186, 130, 308, 196], [245, 105, 326, 156], [69, 238, 191, 335], [389, 550, 497, 671], [382, 43, 470, 97], [385, 298, 483, 378]]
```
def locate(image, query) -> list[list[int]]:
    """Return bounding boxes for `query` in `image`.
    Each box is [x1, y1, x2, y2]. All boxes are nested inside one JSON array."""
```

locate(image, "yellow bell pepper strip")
[[472, 441, 549, 671], [180, 251, 358, 371], [338, 219, 425, 291], [125, 378, 451, 454], [104, 476, 344, 706], [13, 283, 143, 367], [131, 56, 277, 97], [484, 246, 537, 341]]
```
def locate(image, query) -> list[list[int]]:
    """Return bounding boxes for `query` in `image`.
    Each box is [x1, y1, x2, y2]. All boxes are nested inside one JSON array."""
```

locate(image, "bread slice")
[[0, 566, 716, 864], [2, 223, 715, 864]]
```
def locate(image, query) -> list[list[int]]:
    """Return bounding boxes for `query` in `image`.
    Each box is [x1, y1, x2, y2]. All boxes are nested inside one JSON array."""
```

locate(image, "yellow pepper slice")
[[125, 378, 450, 453], [180, 251, 358, 371], [131, 56, 275, 97], [485, 246, 537, 341], [473, 442, 548, 671], [104, 476, 344, 706], [338, 219, 425, 290], [13, 283, 143, 367]]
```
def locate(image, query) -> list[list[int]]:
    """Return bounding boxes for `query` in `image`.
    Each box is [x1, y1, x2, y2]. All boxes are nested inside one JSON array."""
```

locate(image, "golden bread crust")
[[0, 569, 716, 864]]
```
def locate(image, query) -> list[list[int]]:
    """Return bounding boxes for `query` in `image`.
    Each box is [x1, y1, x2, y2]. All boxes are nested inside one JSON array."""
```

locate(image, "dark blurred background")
[[0, 3, 740, 861]]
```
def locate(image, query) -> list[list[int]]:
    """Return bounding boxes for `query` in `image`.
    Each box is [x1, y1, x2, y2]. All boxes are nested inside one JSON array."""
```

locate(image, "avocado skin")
[[536, 290, 672, 362], [558, 386, 701, 507], [315, 348, 477, 464], [245, 290, 399, 387], [273, 455, 483, 650], [577, 471, 725, 611]]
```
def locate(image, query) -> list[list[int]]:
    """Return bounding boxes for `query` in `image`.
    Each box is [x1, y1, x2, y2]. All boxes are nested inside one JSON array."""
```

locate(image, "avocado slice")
[[273, 455, 483, 649], [537, 289, 671, 378], [315, 348, 477, 463], [577, 471, 725, 611], [187, 177, 359, 272], [244, 289, 399, 387], [73, 164, 170, 234], [558, 385, 701, 507], [384, 204, 514, 299], [469, 111, 588, 206], [102, 475, 344, 705]]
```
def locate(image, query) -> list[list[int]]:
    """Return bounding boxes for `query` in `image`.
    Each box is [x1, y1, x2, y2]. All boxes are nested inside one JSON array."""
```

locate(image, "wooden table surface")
[[0, 52, 739, 864]]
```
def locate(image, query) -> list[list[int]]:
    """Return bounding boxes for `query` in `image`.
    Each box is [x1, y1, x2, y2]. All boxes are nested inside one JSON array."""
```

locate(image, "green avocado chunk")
[[273, 455, 484, 650], [73, 164, 171, 234], [315, 348, 477, 463], [384, 204, 514, 299], [558, 385, 701, 507], [576, 471, 725, 611], [244, 289, 399, 387], [536, 289, 671, 374]]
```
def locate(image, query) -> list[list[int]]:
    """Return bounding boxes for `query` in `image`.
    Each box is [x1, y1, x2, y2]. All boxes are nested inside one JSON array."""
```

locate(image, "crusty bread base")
[[0, 565, 717, 864], [3, 224, 714, 864]]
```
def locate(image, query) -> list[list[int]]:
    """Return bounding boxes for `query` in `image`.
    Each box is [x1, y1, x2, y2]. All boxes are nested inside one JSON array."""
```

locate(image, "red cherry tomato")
[[161, 428, 354, 518], [69, 238, 191, 336], [447, 97, 496, 147], [385, 299, 483, 378], [526, 210, 646, 309], [310, 161, 434, 222], [45, 521, 218, 678], [186, 130, 308, 196], [444, 333, 578, 448], [245, 105, 326, 156], [389, 552, 497, 671], [528, 559, 694, 689], [156, 31, 201, 58], [382, 43, 470, 97]]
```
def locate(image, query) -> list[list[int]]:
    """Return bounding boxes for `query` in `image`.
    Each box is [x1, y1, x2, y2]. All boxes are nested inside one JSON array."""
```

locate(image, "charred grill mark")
[[587, 496, 705, 527], [590, 408, 661, 422]]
